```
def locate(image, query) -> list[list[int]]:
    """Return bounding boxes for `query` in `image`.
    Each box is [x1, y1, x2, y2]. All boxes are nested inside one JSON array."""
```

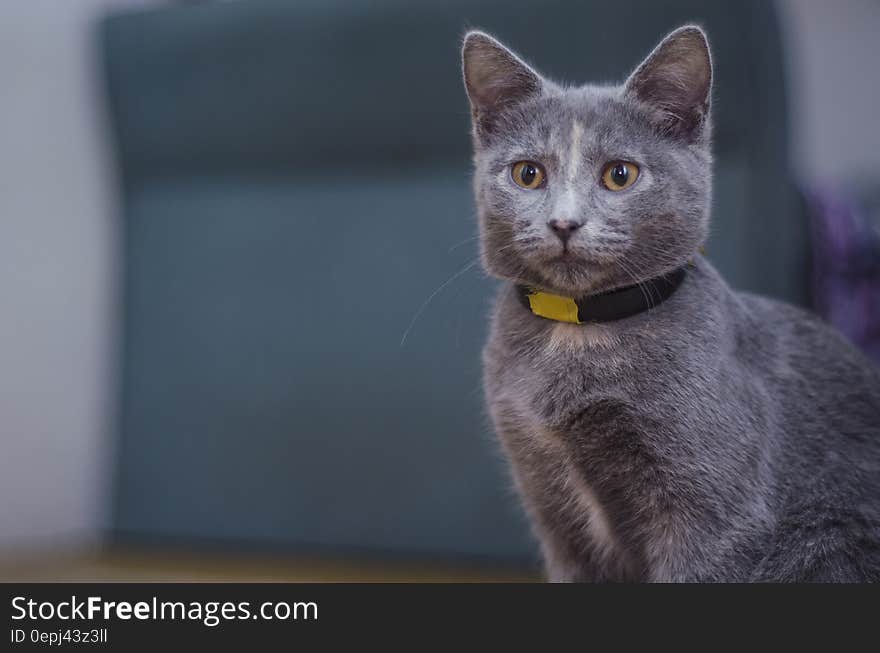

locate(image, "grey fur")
[[462, 26, 880, 581]]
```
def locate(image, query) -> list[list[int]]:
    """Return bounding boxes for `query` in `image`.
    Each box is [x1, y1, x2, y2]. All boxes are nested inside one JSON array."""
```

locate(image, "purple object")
[[808, 188, 880, 362]]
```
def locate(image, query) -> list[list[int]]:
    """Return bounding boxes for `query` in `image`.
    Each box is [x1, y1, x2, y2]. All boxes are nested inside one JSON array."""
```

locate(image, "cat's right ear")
[[462, 31, 542, 137], [623, 26, 712, 140]]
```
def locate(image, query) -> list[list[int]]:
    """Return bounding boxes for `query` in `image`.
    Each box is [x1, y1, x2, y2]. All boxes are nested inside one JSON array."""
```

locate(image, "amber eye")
[[511, 161, 546, 189], [601, 161, 640, 191]]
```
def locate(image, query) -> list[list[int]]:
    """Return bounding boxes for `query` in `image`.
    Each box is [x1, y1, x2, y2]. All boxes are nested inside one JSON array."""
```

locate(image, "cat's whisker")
[[400, 242, 519, 347], [614, 258, 654, 309], [399, 255, 483, 347], [447, 234, 481, 253], [621, 256, 663, 303], [626, 251, 689, 302]]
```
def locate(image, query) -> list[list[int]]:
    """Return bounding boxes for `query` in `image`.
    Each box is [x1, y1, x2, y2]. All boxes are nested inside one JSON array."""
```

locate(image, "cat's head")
[[462, 26, 713, 297]]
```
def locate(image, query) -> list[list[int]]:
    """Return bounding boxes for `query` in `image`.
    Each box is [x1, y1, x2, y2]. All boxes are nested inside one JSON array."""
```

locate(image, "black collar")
[[516, 264, 688, 324]]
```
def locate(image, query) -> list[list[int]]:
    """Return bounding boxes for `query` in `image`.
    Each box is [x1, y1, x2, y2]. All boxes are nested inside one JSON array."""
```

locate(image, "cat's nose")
[[547, 219, 583, 243]]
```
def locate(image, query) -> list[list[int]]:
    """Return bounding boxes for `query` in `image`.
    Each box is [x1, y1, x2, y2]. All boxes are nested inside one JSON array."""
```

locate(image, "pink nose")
[[547, 219, 583, 243]]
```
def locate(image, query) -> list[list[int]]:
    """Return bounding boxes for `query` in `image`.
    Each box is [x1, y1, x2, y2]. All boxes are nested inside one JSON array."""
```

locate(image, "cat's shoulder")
[[736, 288, 876, 370]]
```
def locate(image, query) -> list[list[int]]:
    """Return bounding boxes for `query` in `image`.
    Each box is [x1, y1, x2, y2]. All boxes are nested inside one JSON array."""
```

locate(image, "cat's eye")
[[511, 161, 546, 189], [601, 161, 640, 191]]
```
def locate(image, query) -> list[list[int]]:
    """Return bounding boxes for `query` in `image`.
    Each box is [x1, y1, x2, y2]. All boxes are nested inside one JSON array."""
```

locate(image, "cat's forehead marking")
[[566, 120, 585, 184], [552, 119, 586, 221]]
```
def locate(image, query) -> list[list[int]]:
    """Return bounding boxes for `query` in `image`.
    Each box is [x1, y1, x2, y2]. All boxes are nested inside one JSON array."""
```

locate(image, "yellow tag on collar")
[[525, 290, 582, 324]]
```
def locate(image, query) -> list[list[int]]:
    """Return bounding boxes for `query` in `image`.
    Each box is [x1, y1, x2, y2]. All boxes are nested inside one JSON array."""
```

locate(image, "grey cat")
[[462, 25, 880, 581]]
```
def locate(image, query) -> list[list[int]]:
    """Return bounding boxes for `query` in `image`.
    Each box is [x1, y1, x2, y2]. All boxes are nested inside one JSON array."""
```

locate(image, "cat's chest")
[[514, 323, 642, 425], [491, 323, 675, 581]]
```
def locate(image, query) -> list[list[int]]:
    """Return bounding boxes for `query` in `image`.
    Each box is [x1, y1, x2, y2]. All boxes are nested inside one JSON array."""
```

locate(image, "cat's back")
[[735, 288, 880, 444], [733, 289, 880, 579], [721, 285, 880, 485]]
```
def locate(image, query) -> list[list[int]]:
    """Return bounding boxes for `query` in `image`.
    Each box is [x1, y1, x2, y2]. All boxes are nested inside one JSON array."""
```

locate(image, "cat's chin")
[[519, 256, 616, 298]]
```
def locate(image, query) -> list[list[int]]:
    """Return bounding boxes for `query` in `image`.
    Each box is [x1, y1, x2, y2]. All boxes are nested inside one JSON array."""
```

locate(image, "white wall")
[[778, 0, 880, 187], [0, 0, 156, 554]]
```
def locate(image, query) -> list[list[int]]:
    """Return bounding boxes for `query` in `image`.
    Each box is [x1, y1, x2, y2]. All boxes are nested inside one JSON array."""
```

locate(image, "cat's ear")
[[624, 25, 712, 139], [462, 31, 542, 136]]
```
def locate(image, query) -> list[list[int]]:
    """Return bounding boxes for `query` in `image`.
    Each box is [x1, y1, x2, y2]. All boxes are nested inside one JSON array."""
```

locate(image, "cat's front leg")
[[492, 416, 622, 582]]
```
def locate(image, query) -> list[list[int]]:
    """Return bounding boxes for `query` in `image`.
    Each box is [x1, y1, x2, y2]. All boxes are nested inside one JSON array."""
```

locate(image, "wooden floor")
[[0, 548, 540, 583]]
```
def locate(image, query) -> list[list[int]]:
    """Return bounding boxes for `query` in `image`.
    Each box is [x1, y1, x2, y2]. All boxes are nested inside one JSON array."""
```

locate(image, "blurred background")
[[1, 0, 878, 582]]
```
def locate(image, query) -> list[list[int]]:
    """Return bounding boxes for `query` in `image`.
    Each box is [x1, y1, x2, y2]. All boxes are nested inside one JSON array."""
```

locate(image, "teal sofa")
[[103, 0, 805, 562]]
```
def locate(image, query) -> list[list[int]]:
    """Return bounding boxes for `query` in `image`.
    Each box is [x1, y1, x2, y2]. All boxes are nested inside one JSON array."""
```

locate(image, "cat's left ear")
[[462, 31, 543, 137], [624, 26, 712, 140]]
